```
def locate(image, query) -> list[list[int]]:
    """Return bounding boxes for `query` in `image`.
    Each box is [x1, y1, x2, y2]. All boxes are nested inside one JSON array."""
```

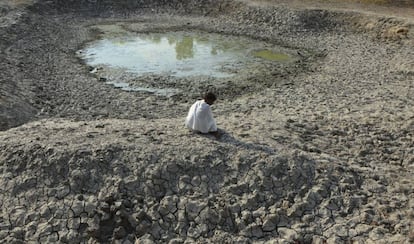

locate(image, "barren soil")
[[1, 0, 413, 243]]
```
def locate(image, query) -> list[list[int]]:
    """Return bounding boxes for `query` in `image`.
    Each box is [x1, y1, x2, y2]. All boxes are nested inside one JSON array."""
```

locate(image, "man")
[[185, 92, 218, 136]]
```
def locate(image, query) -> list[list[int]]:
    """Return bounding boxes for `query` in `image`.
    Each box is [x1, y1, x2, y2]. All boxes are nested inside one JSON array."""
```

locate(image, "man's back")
[[185, 100, 217, 133]]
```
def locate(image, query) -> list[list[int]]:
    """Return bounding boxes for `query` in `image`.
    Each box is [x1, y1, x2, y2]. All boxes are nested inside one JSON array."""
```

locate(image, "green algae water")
[[252, 50, 292, 62], [80, 30, 294, 78]]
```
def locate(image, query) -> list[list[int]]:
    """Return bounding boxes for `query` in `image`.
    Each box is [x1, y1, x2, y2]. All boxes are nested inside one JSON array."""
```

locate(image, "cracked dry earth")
[[1, 0, 414, 243]]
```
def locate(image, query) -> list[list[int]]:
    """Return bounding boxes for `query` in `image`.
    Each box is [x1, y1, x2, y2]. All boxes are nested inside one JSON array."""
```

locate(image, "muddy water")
[[80, 31, 294, 78], [82, 33, 234, 77], [78, 26, 298, 95]]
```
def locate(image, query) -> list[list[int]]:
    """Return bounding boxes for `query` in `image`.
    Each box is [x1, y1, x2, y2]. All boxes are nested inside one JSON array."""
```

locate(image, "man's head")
[[203, 92, 217, 105]]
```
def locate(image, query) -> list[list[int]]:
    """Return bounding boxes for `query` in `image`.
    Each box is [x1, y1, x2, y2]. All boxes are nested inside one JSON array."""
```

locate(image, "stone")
[[229, 203, 241, 214], [10, 208, 27, 227], [123, 240, 134, 244], [150, 222, 162, 240], [262, 215, 278, 232], [198, 207, 219, 225], [187, 225, 202, 239], [368, 227, 387, 241], [278, 227, 298, 241], [135, 234, 155, 244], [39, 205, 51, 219], [136, 220, 152, 237], [72, 201, 85, 217], [168, 238, 184, 244], [251, 224, 264, 238], [127, 215, 138, 229], [0, 231, 8, 240], [178, 175, 191, 191], [191, 176, 201, 186], [166, 163, 179, 174], [46, 232, 59, 242], [326, 236, 343, 243], [186, 201, 205, 221], [159, 196, 178, 216], [68, 217, 81, 230], [302, 214, 314, 223], [311, 236, 327, 244], [55, 185, 71, 199], [252, 207, 266, 218], [10, 227, 24, 240], [235, 217, 247, 230], [174, 221, 188, 236], [84, 202, 97, 216], [355, 224, 373, 235], [330, 224, 348, 238], [287, 203, 304, 217], [114, 226, 127, 239], [36, 222, 52, 238], [24, 221, 38, 239]]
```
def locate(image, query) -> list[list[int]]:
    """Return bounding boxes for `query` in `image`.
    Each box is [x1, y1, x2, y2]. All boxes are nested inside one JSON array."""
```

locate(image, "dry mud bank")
[[1, 0, 414, 243]]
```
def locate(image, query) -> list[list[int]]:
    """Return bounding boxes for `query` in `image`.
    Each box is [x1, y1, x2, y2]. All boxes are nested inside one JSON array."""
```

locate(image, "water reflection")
[[81, 32, 249, 77], [143, 34, 237, 61], [174, 36, 194, 60], [80, 31, 294, 79]]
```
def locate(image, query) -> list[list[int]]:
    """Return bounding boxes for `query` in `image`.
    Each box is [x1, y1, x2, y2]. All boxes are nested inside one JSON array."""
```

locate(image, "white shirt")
[[185, 100, 217, 133]]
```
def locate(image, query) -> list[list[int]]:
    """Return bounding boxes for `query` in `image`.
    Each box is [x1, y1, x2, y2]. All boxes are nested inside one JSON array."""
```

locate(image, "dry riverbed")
[[0, 0, 413, 243]]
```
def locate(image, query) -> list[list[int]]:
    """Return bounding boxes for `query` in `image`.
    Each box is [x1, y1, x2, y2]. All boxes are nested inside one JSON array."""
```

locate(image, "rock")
[[114, 226, 127, 239], [368, 227, 387, 241], [135, 234, 155, 244], [278, 227, 298, 241], [168, 238, 184, 244], [72, 201, 85, 217], [191, 176, 201, 186], [68, 217, 81, 230], [10, 208, 27, 227], [39, 205, 51, 219], [174, 221, 188, 236], [326, 235, 344, 243], [199, 207, 219, 225], [84, 202, 97, 216], [187, 225, 202, 239], [10, 227, 24, 240], [150, 222, 162, 240], [355, 224, 373, 235], [55, 185, 71, 199], [287, 203, 304, 217], [262, 214, 279, 232], [0, 231, 8, 240], [186, 201, 206, 221], [312, 235, 327, 244], [36, 222, 52, 238], [251, 224, 264, 238], [159, 196, 178, 216], [330, 224, 348, 238]]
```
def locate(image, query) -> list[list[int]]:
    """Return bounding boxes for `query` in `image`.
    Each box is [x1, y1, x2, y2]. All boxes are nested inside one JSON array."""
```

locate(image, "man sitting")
[[185, 92, 219, 136]]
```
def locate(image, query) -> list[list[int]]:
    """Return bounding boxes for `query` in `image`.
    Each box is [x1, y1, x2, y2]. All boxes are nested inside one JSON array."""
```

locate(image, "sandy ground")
[[0, 0, 413, 243]]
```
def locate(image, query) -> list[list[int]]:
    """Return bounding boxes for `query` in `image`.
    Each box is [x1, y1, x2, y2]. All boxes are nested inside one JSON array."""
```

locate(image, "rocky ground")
[[0, 0, 413, 243]]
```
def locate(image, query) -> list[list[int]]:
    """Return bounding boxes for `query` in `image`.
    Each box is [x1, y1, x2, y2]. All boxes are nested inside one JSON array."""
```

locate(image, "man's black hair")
[[204, 92, 217, 101]]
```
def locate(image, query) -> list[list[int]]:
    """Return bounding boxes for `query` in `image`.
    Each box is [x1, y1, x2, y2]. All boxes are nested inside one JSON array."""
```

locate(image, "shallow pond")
[[78, 26, 298, 95], [80, 30, 294, 78]]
